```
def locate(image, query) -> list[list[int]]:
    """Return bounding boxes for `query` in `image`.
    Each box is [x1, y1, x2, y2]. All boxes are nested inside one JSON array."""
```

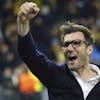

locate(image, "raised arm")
[[17, 2, 40, 37], [17, 2, 66, 88]]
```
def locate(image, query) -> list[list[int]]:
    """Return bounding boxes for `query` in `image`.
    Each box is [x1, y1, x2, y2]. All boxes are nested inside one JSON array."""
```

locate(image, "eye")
[[63, 42, 70, 47], [72, 40, 81, 47]]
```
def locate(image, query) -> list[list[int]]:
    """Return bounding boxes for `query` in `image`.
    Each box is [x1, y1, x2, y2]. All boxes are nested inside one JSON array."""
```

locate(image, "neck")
[[75, 64, 98, 82]]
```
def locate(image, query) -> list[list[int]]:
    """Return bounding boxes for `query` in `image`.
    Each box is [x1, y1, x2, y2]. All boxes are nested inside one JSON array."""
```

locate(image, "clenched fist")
[[17, 2, 40, 37]]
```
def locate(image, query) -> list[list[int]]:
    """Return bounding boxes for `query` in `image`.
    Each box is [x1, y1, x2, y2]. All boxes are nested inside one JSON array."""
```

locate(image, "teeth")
[[70, 55, 75, 57], [69, 55, 76, 57]]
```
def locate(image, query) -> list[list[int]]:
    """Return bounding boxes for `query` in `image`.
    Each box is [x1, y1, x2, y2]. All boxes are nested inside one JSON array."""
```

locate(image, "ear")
[[87, 45, 93, 56]]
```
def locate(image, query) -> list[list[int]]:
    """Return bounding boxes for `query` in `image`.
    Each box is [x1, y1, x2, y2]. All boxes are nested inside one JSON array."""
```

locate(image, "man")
[[17, 2, 100, 100]]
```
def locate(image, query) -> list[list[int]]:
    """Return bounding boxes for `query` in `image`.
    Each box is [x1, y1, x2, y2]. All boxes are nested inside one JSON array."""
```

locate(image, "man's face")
[[62, 31, 92, 71]]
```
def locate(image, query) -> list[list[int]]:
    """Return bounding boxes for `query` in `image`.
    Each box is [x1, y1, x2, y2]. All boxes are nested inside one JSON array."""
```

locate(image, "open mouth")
[[68, 56, 77, 61]]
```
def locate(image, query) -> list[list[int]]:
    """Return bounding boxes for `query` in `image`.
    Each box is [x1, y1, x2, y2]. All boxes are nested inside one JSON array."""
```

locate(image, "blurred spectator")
[[18, 63, 43, 100], [49, 22, 65, 63], [3, 67, 13, 89]]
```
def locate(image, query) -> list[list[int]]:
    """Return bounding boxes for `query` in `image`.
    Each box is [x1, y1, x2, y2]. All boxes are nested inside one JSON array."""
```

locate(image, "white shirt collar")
[[71, 64, 100, 100], [71, 64, 100, 81]]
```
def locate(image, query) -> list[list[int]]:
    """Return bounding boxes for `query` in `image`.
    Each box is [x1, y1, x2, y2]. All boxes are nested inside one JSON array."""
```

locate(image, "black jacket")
[[18, 33, 100, 100]]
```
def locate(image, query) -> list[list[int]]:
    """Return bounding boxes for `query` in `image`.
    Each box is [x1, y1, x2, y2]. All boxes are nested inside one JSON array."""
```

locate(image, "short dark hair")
[[60, 21, 95, 45]]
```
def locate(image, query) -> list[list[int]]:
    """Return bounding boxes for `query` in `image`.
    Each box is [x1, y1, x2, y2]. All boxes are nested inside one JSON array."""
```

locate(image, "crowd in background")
[[0, 0, 100, 100]]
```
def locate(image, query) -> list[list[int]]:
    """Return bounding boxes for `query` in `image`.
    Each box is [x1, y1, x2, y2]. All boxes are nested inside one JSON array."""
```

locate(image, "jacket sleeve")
[[18, 33, 66, 88]]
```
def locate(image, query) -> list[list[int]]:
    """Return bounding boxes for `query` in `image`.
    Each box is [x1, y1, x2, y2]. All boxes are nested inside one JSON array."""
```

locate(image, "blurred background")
[[0, 0, 100, 100]]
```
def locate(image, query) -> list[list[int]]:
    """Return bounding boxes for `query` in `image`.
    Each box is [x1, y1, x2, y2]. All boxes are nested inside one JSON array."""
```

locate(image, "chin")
[[68, 64, 79, 71]]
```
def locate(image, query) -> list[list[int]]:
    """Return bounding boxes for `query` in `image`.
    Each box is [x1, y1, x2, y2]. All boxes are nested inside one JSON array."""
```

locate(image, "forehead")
[[64, 31, 85, 42]]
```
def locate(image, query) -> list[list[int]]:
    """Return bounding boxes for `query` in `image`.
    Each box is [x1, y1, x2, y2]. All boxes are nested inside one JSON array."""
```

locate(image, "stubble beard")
[[67, 56, 86, 71]]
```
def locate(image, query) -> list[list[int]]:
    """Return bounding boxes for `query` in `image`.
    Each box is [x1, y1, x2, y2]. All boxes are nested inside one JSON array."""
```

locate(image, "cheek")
[[78, 50, 88, 63]]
